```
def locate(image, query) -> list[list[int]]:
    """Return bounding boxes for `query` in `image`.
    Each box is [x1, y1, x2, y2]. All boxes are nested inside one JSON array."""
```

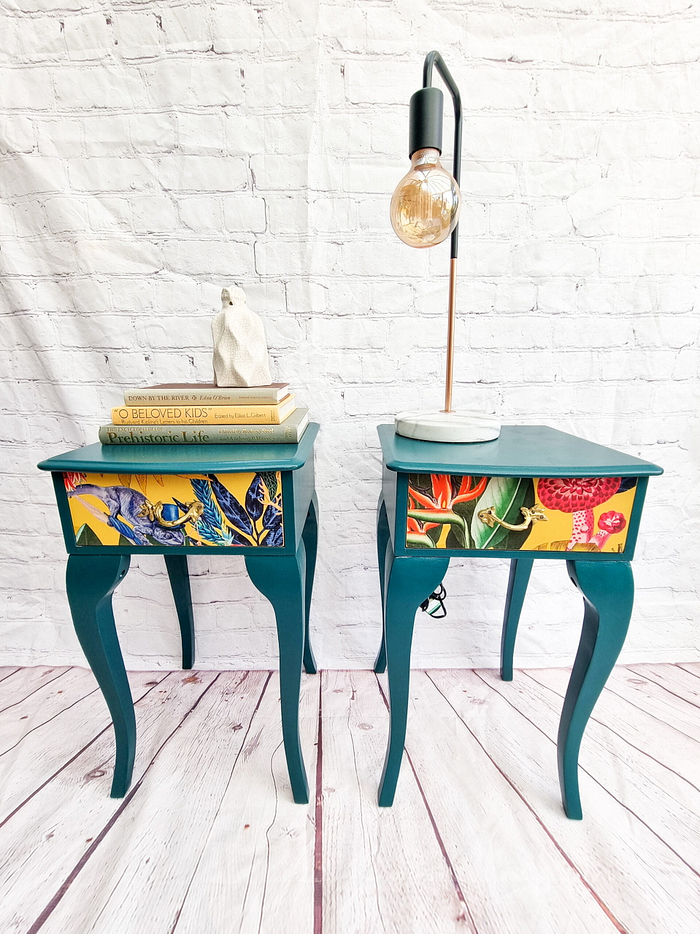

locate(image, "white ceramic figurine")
[[212, 286, 273, 387]]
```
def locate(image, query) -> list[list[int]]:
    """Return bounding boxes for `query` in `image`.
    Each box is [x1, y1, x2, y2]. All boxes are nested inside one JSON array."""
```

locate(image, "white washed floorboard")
[[394, 670, 623, 934], [629, 663, 700, 705], [322, 670, 472, 934], [0, 671, 218, 933], [491, 669, 700, 873], [527, 667, 700, 788], [435, 669, 700, 934], [0, 670, 168, 824], [0, 667, 71, 714], [173, 672, 319, 934], [603, 666, 700, 742], [0, 665, 697, 934], [0, 668, 108, 756], [39, 671, 271, 934]]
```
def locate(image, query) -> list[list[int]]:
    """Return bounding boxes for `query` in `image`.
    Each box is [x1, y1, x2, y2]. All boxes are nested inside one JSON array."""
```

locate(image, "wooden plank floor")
[[0, 663, 698, 934]]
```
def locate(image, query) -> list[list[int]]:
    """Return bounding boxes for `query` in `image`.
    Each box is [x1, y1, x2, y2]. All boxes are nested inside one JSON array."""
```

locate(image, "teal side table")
[[373, 424, 662, 818], [38, 425, 320, 803]]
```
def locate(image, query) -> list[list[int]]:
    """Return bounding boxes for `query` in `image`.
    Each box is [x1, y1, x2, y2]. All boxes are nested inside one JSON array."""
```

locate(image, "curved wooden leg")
[[560, 560, 634, 819], [500, 558, 533, 681], [373, 495, 390, 674], [378, 544, 449, 807], [65, 554, 134, 798], [246, 543, 309, 804], [164, 554, 195, 670], [300, 493, 318, 675]]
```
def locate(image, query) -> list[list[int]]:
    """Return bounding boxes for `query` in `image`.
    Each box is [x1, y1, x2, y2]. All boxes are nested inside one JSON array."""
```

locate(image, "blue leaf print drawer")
[[63, 470, 284, 548]]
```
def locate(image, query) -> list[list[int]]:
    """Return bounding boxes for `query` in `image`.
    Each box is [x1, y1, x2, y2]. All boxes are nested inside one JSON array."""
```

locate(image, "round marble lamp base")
[[394, 410, 501, 444]]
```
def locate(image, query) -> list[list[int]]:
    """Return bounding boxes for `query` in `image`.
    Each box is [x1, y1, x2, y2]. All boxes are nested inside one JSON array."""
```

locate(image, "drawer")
[[405, 473, 638, 553], [62, 469, 284, 548]]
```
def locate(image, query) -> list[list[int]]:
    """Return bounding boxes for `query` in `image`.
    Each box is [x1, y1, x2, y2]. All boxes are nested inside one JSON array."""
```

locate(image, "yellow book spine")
[[111, 402, 293, 425]]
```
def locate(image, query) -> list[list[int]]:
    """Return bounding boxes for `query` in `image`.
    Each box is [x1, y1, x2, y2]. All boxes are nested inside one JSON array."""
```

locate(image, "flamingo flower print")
[[590, 510, 627, 549]]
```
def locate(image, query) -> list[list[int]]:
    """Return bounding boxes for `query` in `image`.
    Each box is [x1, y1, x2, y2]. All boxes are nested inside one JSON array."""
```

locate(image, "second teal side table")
[[38, 426, 320, 804], [373, 424, 662, 818]]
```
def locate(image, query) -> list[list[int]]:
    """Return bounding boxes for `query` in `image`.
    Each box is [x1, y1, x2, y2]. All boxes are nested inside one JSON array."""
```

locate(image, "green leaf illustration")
[[408, 509, 467, 550], [408, 473, 432, 492], [445, 523, 466, 548], [450, 495, 479, 548], [445, 525, 467, 549], [408, 509, 465, 530], [407, 532, 436, 549], [470, 477, 534, 550], [75, 523, 102, 546], [260, 470, 278, 501], [502, 479, 536, 551]]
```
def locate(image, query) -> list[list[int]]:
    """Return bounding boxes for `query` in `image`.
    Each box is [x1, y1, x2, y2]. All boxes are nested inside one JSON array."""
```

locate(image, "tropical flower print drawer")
[[405, 473, 638, 553], [63, 470, 284, 548]]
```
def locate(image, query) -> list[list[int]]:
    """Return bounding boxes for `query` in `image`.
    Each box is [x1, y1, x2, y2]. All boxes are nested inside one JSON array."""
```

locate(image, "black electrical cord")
[[420, 583, 447, 618]]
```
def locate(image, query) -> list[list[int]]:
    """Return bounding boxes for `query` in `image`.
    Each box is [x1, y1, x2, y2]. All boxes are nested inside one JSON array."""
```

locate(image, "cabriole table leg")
[[164, 554, 195, 670], [378, 543, 449, 807], [65, 553, 135, 798], [301, 494, 319, 675], [246, 540, 310, 804], [559, 559, 634, 819], [373, 495, 390, 674], [500, 558, 534, 681]]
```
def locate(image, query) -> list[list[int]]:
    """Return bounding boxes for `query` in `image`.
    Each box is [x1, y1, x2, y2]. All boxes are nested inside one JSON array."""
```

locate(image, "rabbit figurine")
[[212, 286, 273, 387]]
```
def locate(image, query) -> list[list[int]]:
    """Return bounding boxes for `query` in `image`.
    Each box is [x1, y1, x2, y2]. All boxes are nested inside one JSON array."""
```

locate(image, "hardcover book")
[[111, 394, 296, 426], [123, 382, 290, 405], [99, 409, 310, 445]]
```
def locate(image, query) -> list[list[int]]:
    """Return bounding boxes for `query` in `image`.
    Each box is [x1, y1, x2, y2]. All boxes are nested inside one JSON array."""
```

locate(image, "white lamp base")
[[395, 410, 501, 443]]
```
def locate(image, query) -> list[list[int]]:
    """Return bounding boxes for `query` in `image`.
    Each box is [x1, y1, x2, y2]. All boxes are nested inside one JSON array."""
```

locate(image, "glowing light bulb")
[[390, 148, 461, 248]]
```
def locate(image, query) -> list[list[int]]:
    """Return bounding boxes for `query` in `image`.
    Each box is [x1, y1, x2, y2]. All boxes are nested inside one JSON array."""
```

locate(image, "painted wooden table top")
[[377, 424, 663, 478], [38, 423, 320, 475]]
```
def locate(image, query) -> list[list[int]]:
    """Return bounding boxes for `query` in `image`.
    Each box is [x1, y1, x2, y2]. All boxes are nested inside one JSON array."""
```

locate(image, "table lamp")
[[390, 51, 501, 443]]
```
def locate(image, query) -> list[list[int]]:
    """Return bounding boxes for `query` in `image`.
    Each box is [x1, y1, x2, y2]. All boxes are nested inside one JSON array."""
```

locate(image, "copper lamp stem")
[[443, 257, 457, 413]]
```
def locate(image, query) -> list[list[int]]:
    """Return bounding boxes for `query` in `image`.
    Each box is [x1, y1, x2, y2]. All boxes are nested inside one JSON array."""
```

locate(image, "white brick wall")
[[1, 0, 698, 669]]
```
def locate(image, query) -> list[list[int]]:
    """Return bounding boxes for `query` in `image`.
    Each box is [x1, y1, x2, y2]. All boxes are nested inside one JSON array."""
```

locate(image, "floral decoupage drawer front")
[[63, 470, 283, 548], [406, 474, 638, 553]]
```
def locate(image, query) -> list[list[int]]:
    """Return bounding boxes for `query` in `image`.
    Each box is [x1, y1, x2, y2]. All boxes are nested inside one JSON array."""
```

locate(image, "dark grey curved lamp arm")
[[422, 51, 462, 260]]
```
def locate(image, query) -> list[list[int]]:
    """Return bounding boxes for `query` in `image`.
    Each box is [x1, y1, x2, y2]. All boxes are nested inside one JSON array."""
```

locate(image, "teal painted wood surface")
[[246, 540, 310, 804], [301, 494, 319, 675], [560, 560, 634, 819], [289, 456, 316, 551], [381, 464, 398, 549], [373, 496, 390, 675], [500, 558, 534, 681], [377, 541, 449, 807], [375, 424, 660, 820], [41, 430, 319, 801], [378, 424, 663, 478], [44, 434, 318, 558], [164, 555, 195, 669], [37, 424, 319, 475], [65, 554, 135, 798]]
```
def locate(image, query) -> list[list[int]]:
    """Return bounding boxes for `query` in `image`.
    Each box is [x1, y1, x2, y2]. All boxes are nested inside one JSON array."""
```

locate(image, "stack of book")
[[98, 383, 309, 445]]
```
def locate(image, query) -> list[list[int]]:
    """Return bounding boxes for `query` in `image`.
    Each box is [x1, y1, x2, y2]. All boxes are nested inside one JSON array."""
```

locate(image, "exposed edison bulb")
[[390, 148, 461, 248]]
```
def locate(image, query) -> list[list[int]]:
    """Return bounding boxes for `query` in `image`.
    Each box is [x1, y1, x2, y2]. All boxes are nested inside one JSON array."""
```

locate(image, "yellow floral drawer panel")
[[63, 470, 283, 548], [406, 474, 637, 553]]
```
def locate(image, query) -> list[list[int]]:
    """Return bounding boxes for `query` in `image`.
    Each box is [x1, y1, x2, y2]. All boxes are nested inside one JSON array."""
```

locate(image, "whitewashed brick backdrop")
[[1, 0, 698, 669]]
